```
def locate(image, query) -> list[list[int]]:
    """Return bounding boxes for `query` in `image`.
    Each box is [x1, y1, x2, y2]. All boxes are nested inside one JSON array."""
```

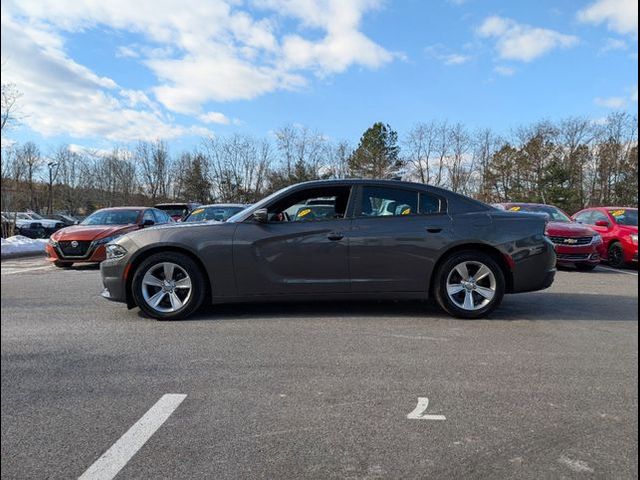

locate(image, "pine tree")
[[348, 122, 402, 178]]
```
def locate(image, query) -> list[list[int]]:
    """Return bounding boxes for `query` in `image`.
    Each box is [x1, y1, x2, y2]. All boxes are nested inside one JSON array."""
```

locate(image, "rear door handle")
[[426, 227, 443, 233], [327, 232, 344, 241]]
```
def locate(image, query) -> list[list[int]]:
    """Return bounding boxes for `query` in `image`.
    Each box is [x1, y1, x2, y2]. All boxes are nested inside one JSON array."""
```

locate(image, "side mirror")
[[142, 219, 155, 227], [252, 208, 269, 223], [595, 220, 610, 228]]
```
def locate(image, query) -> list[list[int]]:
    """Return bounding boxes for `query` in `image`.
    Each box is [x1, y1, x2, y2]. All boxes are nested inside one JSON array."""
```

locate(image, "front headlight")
[[592, 234, 603, 245], [94, 234, 121, 245], [631, 234, 638, 245], [105, 244, 127, 260], [48, 238, 58, 247]]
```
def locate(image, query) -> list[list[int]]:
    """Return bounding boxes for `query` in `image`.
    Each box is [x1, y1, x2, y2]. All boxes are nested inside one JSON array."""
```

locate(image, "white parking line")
[[78, 394, 186, 480], [597, 266, 639, 276], [1, 265, 52, 275], [407, 397, 446, 421]]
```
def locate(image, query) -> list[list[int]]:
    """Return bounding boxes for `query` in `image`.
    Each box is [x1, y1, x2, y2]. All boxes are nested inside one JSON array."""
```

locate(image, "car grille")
[[548, 235, 593, 245], [58, 240, 92, 257], [556, 253, 591, 261]]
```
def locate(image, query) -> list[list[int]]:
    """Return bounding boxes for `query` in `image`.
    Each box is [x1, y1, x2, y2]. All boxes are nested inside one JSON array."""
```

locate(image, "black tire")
[[575, 263, 597, 271], [132, 252, 206, 321], [34, 228, 47, 239], [607, 242, 626, 269], [434, 251, 505, 319], [53, 260, 73, 268]]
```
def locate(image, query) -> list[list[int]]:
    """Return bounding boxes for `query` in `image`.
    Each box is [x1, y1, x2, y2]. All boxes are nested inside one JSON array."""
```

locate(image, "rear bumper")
[[511, 238, 557, 293]]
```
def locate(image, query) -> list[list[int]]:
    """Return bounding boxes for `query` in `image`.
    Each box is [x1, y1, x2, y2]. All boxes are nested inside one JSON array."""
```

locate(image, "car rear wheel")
[[607, 242, 625, 269], [575, 263, 597, 271], [132, 252, 206, 320], [434, 251, 505, 319]]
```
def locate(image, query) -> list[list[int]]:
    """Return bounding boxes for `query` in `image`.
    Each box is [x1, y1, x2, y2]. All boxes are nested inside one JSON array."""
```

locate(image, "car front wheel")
[[607, 242, 626, 269], [434, 251, 505, 319], [132, 252, 206, 320]]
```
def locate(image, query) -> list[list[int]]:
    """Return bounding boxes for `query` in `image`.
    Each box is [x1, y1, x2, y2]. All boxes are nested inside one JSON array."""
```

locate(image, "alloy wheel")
[[141, 262, 192, 313], [446, 261, 497, 311]]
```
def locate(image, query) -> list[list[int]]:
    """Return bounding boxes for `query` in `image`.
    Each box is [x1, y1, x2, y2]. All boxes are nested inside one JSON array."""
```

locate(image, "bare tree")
[[404, 122, 437, 184], [1, 82, 22, 134]]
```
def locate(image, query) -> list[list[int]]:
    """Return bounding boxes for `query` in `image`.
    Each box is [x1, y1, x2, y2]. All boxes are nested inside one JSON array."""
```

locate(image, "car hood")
[[52, 224, 137, 242], [545, 221, 596, 237]]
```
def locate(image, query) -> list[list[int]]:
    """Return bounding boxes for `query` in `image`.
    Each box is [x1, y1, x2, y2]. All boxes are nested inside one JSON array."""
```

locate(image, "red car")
[[572, 207, 638, 268], [495, 203, 604, 271], [47, 207, 173, 267]]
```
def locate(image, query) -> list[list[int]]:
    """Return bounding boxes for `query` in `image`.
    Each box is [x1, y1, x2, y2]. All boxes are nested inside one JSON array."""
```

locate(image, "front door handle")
[[426, 227, 443, 233], [327, 232, 344, 241]]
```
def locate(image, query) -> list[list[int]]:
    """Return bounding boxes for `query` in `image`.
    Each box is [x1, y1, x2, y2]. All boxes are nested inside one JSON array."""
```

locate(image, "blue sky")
[[1, 0, 638, 152]]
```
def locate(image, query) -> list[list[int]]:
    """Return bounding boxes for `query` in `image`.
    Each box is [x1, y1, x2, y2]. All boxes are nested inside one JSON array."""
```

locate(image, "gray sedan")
[[100, 179, 556, 320]]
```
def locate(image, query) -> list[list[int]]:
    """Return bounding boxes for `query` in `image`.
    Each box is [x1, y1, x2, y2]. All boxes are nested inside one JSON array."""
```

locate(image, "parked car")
[[494, 203, 604, 271], [154, 202, 202, 221], [100, 179, 557, 321], [2, 211, 65, 238], [183, 204, 249, 222], [46, 207, 174, 268], [45, 213, 80, 226], [572, 207, 638, 268]]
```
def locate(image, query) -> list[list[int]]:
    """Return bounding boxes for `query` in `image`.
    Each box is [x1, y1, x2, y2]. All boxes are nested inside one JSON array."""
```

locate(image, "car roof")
[[96, 207, 146, 211], [196, 204, 247, 208]]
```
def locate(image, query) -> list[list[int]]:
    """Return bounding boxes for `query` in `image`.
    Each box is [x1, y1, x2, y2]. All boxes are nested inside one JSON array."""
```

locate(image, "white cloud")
[[1, 13, 211, 142], [3, 0, 395, 122], [198, 112, 232, 125], [578, 0, 638, 36], [600, 37, 628, 53], [595, 96, 628, 108], [494, 66, 516, 76], [595, 85, 638, 108], [478, 16, 579, 62], [425, 45, 472, 66]]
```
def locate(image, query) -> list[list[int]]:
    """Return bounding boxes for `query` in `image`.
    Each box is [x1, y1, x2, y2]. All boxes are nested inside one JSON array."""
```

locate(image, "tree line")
[[1, 113, 637, 218]]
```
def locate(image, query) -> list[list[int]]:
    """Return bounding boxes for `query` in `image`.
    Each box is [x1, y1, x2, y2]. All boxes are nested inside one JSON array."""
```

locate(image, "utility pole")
[[47, 161, 59, 215]]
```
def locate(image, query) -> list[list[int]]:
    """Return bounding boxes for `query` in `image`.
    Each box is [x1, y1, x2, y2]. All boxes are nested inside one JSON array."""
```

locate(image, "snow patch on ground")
[[1, 236, 48, 257]]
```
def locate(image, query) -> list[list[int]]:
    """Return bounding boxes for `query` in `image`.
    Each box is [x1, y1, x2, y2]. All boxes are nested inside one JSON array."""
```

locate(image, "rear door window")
[[358, 187, 419, 217]]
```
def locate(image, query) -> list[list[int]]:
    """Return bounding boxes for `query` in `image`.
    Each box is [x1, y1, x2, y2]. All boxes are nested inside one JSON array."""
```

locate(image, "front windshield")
[[29, 212, 44, 220], [185, 206, 245, 222], [81, 209, 140, 225], [609, 209, 638, 226], [507, 204, 571, 222], [227, 187, 292, 222]]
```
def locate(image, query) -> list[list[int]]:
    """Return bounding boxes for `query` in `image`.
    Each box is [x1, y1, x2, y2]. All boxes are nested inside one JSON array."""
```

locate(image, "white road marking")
[[558, 455, 594, 473], [78, 394, 186, 480], [407, 397, 446, 421], [1, 265, 52, 275], [596, 266, 638, 276]]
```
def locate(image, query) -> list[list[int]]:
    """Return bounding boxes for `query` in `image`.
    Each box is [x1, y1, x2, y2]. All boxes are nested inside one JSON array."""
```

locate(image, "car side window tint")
[[574, 211, 592, 224], [359, 187, 419, 217], [267, 186, 352, 223], [419, 193, 444, 214], [591, 211, 609, 224], [152, 209, 169, 224], [143, 210, 155, 224]]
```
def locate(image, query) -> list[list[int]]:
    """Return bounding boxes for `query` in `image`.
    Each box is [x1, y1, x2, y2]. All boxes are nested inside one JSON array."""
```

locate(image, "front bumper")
[[46, 243, 107, 263], [100, 257, 129, 304]]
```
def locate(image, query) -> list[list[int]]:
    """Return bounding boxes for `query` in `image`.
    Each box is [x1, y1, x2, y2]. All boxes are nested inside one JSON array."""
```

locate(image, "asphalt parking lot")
[[1, 257, 638, 479]]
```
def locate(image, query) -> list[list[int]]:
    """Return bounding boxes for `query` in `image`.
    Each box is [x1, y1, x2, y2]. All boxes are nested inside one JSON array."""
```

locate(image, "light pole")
[[47, 161, 58, 215]]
